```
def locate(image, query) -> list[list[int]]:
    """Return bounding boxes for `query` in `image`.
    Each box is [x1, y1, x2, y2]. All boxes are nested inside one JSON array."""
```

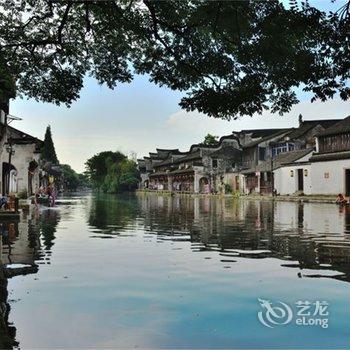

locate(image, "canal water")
[[3, 193, 350, 348]]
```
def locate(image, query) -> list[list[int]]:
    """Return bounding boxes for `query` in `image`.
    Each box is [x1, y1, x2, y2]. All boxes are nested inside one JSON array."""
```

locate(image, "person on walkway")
[[34, 187, 44, 209], [0, 195, 7, 210], [46, 184, 56, 207], [336, 193, 348, 205]]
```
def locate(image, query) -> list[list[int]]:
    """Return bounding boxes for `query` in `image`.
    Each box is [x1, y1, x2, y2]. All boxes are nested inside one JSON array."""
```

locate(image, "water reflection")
[[87, 194, 138, 237], [0, 209, 60, 267], [137, 194, 350, 282], [3, 193, 350, 349], [0, 208, 60, 348], [36, 209, 60, 264], [0, 264, 17, 349]]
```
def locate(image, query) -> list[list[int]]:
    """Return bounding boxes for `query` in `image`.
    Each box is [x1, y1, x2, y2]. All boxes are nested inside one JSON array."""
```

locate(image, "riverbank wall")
[[136, 190, 336, 204]]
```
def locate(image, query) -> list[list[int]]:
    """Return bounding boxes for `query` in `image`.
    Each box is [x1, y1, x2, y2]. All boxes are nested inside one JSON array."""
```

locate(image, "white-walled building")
[[275, 116, 350, 196], [138, 115, 350, 197], [0, 126, 43, 195], [273, 149, 313, 195], [309, 116, 350, 196]]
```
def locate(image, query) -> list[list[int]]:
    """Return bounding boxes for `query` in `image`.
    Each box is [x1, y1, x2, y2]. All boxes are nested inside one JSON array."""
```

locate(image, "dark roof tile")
[[318, 116, 350, 137], [310, 150, 350, 162]]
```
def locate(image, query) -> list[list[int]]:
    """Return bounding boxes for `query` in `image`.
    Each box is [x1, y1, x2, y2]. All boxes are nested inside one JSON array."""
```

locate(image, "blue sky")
[[10, 0, 349, 173]]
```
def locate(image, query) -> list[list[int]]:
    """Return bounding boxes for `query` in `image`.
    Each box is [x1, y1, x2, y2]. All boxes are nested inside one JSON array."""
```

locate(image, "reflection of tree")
[[88, 194, 138, 233], [39, 210, 60, 251]]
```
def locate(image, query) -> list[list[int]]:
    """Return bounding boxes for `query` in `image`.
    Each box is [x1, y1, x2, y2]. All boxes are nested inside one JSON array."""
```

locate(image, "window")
[[272, 142, 293, 158], [258, 147, 266, 161], [212, 159, 218, 168]]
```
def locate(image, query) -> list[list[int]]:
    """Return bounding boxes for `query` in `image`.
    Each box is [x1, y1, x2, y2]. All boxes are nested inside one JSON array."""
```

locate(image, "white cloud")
[[166, 98, 350, 139]]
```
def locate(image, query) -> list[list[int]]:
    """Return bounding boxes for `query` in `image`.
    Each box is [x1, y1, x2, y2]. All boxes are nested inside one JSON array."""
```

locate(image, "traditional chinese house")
[[139, 135, 243, 194], [310, 116, 350, 195], [0, 126, 42, 195], [138, 115, 348, 196], [240, 117, 341, 195]]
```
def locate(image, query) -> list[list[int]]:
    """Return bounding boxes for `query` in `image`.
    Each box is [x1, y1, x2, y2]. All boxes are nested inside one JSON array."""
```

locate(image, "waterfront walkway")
[[136, 189, 337, 204]]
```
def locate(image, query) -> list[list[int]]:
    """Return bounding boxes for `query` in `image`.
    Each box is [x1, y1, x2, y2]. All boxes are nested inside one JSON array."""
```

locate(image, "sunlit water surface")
[[3, 193, 350, 348]]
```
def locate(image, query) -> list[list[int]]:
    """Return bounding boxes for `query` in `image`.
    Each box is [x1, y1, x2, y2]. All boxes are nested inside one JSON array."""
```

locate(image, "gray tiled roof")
[[242, 129, 292, 149], [209, 147, 242, 158], [318, 116, 350, 137], [243, 148, 313, 174], [240, 128, 288, 138], [310, 150, 350, 162], [153, 151, 201, 168], [175, 151, 201, 163], [8, 125, 43, 145], [286, 119, 342, 140]]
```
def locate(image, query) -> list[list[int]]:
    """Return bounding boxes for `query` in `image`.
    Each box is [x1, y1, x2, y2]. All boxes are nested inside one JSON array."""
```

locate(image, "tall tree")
[[0, 1, 349, 119], [85, 151, 126, 188], [85, 151, 139, 192], [41, 125, 59, 164]]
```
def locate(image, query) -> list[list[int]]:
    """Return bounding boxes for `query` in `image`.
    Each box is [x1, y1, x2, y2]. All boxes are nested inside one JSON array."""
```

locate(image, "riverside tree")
[[0, 0, 349, 119], [85, 151, 139, 193], [60, 164, 90, 191]]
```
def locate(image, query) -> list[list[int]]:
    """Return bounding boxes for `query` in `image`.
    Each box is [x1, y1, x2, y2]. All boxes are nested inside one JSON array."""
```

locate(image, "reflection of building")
[[0, 207, 60, 348], [0, 208, 60, 267], [0, 264, 17, 349], [0, 213, 39, 266], [137, 193, 350, 281]]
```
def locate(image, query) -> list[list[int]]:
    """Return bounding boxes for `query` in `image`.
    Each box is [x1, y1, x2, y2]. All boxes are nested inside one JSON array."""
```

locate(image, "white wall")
[[311, 159, 350, 195], [0, 143, 40, 194], [274, 164, 312, 195]]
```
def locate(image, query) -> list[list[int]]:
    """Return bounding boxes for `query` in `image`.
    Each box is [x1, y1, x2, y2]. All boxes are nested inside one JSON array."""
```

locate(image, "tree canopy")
[[0, 0, 349, 119], [203, 134, 219, 146], [41, 125, 59, 164], [85, 151, 139, 192], [60, 164, 90, 190]]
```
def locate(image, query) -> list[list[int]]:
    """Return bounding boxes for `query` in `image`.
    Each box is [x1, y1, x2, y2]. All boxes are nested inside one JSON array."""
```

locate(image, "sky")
[[9, 0, 349, 173]]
